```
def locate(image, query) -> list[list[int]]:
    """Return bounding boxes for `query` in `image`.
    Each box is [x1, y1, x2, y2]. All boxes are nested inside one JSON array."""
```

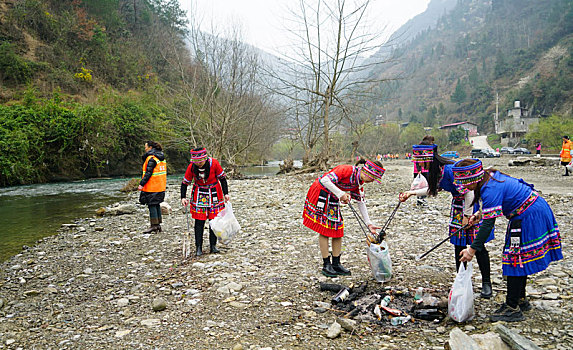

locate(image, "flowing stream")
[[0, 161, 295, 261]]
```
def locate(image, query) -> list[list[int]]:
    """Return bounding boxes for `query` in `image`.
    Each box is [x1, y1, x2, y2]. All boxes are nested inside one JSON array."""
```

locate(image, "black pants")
[[506, 276, 527, 308], [194, 219, 217, 247], [455, 245, 491, 284], [148, 204, 162, 225], [562, 161, 570, 175]]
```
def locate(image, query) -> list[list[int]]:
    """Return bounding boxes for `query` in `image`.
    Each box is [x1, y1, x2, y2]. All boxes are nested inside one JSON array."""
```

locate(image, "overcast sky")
[[179, 0, 431, 55]]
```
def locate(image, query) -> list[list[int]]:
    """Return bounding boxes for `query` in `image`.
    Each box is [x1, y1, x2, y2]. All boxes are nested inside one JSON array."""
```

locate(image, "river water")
[[0, 161, 296, 261]]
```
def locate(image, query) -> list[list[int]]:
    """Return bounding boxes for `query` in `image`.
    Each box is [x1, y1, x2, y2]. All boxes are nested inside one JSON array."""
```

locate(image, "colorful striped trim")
[[452, 159, 484, 186], [362, 160, 385, 183], [507, 191, 538, 219], [482, 205, 503, 220], [190, 148, 208, 163]]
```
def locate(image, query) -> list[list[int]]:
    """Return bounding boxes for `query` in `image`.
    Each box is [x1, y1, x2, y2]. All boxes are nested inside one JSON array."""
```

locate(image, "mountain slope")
[[367, 0, 573, 131]]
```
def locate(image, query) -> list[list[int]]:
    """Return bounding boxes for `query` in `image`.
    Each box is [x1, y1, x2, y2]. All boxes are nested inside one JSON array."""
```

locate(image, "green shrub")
[[0, 42, 34, 85]]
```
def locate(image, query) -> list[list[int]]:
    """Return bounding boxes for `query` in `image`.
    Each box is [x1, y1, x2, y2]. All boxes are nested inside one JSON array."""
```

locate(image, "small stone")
[[227, 282, 243, 292], [465, 325, 476, 331], [280, 301, 292, 307], [94, 227, 104, 231], [115, 330, 132, 338], [23, 290, 41, 297], [6, 339, 16, 345], [232, 344, 244, 350], [327, 321, 342, 339], [117, 298, 129, 307], [543, 293, 560, 300], [229, 301, 249, 309], [83, 268, 93, 274], [140, 319, 161, 327], [45, 287, 58, 294], [152, 298, 167, 311], [336, 318, 357, 332]]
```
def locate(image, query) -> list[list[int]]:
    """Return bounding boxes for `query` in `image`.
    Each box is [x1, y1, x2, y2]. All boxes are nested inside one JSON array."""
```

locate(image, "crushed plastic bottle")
[[414, 287, 424, 300], [331, 287, 350, 304], [390, 315, 412, 326]]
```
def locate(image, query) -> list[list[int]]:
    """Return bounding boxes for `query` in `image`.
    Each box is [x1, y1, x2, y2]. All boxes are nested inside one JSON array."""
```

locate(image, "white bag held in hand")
[[410, 173, 429, 192], [567, 160, 573, 173], [366, 240, 392, 282], [448, 262, 475, 322], [209, 202, 241, 245]]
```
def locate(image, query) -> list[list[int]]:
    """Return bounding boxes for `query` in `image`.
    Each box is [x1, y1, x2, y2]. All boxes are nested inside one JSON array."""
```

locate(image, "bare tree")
[[271, 0, 398, 169]]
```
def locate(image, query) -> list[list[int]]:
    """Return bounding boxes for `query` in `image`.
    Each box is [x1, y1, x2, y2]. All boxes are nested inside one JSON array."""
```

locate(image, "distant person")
[[138, 141, 167, 234], [560, 136, 572, 176], [536, 142, 541, 157], [302, 157, 384, 277], [180, 147, 230, 256], [455, 159, 562, 322]]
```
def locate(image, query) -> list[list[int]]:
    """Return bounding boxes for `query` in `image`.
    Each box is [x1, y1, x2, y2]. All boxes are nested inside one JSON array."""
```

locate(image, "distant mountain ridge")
[[364, 0, 573, 132]]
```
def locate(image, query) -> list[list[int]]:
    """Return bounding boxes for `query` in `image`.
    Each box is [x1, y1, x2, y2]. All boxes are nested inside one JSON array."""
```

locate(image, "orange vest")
[[560, 140, 572, 162], [142, 155, 167, 192]]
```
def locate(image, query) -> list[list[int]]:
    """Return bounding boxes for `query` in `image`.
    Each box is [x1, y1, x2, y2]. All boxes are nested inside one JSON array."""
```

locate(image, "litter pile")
[[320, 282, 449, 327]]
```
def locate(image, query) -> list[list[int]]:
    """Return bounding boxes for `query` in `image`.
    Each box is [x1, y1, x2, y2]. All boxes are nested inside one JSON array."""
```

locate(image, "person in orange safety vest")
[[138, 141, 167, 233], [560, 135, 572, 176]]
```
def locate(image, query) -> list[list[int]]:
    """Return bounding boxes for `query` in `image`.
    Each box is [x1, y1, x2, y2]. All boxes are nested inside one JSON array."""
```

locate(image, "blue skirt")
[[449, 195, 494, 246], [502, 197, 563, 276]]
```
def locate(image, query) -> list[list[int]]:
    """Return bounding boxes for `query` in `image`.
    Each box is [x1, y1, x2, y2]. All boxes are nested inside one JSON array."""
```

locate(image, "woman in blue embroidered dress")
[[303, 158, 385, 277], [455, 159, 563, 322], [399, 143, 494, 298]]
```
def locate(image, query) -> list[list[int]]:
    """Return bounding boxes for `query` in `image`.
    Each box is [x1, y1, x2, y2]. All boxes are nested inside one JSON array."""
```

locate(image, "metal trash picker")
[[416, 224, 470, 261], [347, 198, 401, 245], [182, 204, 192, 260]]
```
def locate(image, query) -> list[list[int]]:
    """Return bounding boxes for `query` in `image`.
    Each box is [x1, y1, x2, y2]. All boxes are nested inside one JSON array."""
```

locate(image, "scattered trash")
[[390, 315, 411, 326]]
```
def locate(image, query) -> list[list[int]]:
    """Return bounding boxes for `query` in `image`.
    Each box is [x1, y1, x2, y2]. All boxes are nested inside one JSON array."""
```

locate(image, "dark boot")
[[321, 257, 337, 277], [194, 221, 204, 256], [518, 297, 532, 312], [210, 245, 220, 254], [481, 282, 493, 299], [155, 224, 162, 233], [208, 228, 219, 253], [331, 255, 351, 276], [476, 248, 492, 298], [143, 224, 159, 234], [195, 245, 203, 257]]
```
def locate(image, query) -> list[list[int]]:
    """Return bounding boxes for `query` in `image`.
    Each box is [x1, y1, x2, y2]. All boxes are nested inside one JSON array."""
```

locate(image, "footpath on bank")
[[0, 159, 571, 349]]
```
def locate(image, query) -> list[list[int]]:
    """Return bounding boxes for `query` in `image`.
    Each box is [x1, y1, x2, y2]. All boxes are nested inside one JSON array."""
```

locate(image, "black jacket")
[[139, 148, 166, 205]]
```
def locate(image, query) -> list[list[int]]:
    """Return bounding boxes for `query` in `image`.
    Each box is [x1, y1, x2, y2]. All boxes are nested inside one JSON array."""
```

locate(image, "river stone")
[[227, 282, 243, 291], [160, 202, 171, 215], [470, 332, 510, 350], [152, 298, 167, 311], [115, 330, 132, 338], [23, 290, 41, 297], [327, 321, 342, 339], [117, 298, 129, 307], [542, 293, 560, 300], [229, 301, 249, 309], [336, 318, 357, 332], [232, 344, 244, 350], [448, 328, 481, 350], [140, 319, 161, 327], [0, 298, 4, 309]]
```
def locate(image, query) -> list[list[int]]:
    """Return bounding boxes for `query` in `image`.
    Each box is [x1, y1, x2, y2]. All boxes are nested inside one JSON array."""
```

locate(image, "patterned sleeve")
[[481, 186, 503, 220], [182, 164, 194, 185], [212, 159, 226, 179], [326, 165, 352, 184]]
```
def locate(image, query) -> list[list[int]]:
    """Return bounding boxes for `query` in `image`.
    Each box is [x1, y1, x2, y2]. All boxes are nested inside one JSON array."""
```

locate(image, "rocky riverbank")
[[0, 158, 571, 349]]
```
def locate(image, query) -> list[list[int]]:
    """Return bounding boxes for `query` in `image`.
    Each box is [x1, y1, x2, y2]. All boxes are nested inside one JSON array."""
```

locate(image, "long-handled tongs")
[[348, 200, 401, 245], [182, 204, 192, 260]]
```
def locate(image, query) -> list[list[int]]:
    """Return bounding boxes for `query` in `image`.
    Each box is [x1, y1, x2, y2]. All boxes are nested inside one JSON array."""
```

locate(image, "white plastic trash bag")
[[448, 262, 475, 322], [366, 240, 392, 282], [410, 173, 429, 192], [209, 202, 241, 245], [567, 161, 573, 173]]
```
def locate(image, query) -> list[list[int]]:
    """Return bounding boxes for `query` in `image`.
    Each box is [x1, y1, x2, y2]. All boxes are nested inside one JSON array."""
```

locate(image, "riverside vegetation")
[[0, 158, 571, 349]]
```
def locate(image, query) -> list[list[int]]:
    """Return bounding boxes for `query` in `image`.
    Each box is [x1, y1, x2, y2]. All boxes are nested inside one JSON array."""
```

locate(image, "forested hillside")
[[368, 0, 573, 131], [0, 0, 279, 186]]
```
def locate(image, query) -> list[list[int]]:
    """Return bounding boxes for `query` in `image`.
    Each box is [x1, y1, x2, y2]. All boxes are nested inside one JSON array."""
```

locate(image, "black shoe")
[[321, 263, 338, 277], [563, 174, 570, 176], [143, 224, 159, 234], [196, 246, 203, 257], [156, 224, 162, 232], [490, 303, 525, 322], [480, 282, 492, 299], [210, 245, 220, 254], [332, 263, 351, 276], [519, 297, 532, 312]]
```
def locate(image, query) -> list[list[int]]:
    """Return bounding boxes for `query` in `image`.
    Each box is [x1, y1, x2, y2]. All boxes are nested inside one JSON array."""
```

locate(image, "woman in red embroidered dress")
[[303, 158, 385, 277], [181, 147, 230, 256]]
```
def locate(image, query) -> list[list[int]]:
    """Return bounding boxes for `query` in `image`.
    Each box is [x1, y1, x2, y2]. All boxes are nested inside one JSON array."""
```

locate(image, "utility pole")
[[494, 91, 499, 134]]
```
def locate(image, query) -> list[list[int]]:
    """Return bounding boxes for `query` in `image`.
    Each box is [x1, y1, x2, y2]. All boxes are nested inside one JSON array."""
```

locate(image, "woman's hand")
[[468, 213, 481, 226], [367, 224, 381, 235], [340, 193, 351, 204], [181, 198, 189, 207], [398, 191, 413, 202], [224, 194, 230, 203], [137, 185, 143, 191], [459, 247, 476, 262], [462, 215, 470, 227]]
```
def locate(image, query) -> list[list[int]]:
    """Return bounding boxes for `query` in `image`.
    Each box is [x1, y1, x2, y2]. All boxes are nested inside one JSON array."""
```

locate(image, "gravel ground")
[[0, 157, 571, 349]]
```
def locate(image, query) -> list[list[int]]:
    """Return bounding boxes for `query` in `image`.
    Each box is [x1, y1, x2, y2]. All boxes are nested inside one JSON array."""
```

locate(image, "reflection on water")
[[240, 160, 302, 177], [0, 178, 127, 261]]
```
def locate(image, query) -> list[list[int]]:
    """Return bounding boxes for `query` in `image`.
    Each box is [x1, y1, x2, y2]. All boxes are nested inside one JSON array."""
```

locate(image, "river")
[[0, 161, 297, 261]]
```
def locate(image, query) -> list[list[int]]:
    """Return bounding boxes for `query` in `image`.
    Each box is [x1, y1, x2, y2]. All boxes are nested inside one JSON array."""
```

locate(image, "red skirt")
[[190, 183, 225, 220], [302, 180, 344, 238]]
